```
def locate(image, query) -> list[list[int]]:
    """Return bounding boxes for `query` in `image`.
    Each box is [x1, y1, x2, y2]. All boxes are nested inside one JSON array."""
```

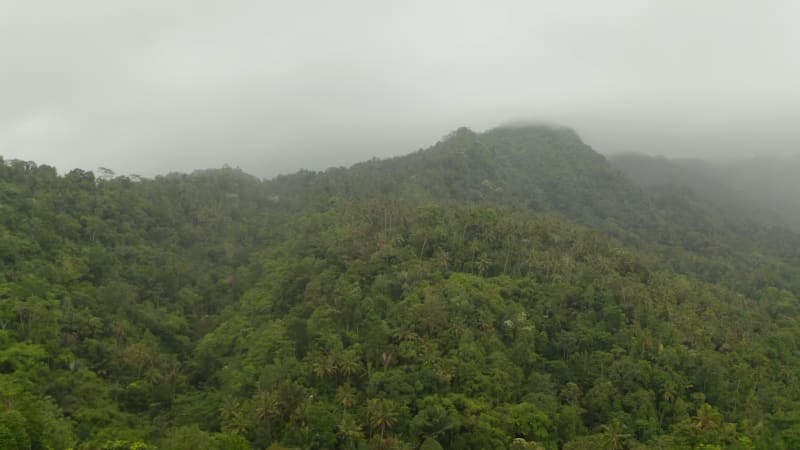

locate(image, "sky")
[[1, 0, 799, 178]]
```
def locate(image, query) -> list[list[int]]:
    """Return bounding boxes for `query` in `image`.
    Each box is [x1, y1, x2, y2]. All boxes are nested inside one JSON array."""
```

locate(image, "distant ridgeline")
[[609, 151, 800, 231], [1, 125, 800, 449]]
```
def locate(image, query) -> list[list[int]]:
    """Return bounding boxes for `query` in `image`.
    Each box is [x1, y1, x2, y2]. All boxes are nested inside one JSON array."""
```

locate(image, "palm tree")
[[336, 350, 362, 380], [367, 398, 399, 438], [253, 390, 280, 439], [391, 327, 419, 343], [310, 353, 337, 379], [337, 413, 364, 449], [694, 403, 723, 430], [219, 397, 241, 422], [337, 383, 358, 411], [599, 419, 630, 450], [228, 409, 250, 436]]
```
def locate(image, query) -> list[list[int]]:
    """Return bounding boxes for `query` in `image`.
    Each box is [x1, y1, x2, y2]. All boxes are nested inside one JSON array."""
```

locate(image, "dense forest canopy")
[[2, 125, 800, 449]]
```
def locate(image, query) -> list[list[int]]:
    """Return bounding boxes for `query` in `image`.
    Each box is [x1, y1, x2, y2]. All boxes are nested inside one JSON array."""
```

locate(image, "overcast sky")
[[1, 1, 799, 177]]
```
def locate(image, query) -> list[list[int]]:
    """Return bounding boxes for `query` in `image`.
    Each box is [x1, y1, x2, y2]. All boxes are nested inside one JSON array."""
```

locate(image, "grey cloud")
[[1, 0, 799, 177]]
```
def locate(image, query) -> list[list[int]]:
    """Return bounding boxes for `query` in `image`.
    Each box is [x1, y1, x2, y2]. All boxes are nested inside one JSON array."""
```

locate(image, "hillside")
[[269, 126, 800, 296], [2, 126, 800, 449], [267, 125, 644, 224], [609, 152, 800, 231]]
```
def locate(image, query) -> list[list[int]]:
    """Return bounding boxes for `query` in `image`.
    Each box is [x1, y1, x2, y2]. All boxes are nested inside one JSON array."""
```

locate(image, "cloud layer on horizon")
[[1, 0, 799, 177]]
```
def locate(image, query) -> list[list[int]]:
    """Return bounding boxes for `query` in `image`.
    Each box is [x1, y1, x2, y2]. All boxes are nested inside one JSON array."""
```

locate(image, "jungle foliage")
[[2, 125, 800, 449]]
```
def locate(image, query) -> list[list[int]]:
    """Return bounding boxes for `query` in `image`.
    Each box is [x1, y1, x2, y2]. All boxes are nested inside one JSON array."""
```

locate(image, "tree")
[[252, 390, 280, 440], [599, 420, 630, 450], [367, 399, 399, 438], [420, 437, 445, 450], [338, 414, 365, 449], [0, 425, 19, 450], [337, 384, 358, 411], [336, 349, 362, 380]]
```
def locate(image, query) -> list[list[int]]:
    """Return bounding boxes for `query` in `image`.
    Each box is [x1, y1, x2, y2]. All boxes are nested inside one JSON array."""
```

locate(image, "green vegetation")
[[2, 125, 800, 449], [610, 152, 800, 230]]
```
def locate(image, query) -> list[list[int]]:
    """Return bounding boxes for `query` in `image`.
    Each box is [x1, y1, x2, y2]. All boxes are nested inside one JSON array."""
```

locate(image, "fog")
[[1, 0, 799, 177]]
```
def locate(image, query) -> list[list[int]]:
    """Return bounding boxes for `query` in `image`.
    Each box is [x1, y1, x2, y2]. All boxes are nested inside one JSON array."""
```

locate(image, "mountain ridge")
[[259, 125, 800, 296], [3, 125, 800, 449]]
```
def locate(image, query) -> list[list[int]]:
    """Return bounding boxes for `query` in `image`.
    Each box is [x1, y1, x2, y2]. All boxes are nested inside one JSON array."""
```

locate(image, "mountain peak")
[[271, 123, 642, 225]]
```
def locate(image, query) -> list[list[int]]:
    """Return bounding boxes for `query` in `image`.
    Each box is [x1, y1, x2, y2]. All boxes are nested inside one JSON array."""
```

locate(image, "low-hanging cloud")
[[1, 0, 799, 177]]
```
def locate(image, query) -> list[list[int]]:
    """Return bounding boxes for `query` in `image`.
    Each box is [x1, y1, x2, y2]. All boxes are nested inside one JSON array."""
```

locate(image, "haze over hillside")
[[609, 152, 800, 230], [2, 1, 800, 176]]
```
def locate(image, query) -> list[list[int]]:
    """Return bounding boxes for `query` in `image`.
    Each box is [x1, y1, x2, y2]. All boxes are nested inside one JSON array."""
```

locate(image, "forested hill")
[[265, 125, 800, 297], [2, 125, 800, 449], [609, 152, 800, 231], [267, 125, 644, 224]]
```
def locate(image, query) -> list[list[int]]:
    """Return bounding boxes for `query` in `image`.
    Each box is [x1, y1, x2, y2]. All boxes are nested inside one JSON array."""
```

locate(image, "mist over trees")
[[2, 125, 800, 449], [610, 153, 800, 230]]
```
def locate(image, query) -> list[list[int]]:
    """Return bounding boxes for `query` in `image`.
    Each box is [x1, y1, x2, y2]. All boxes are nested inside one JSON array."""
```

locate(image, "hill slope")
[[269, 125, 800, 296], [610, 152, 800, 230], [268, 125, 645, 224], [1, 126, 800, 449]]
